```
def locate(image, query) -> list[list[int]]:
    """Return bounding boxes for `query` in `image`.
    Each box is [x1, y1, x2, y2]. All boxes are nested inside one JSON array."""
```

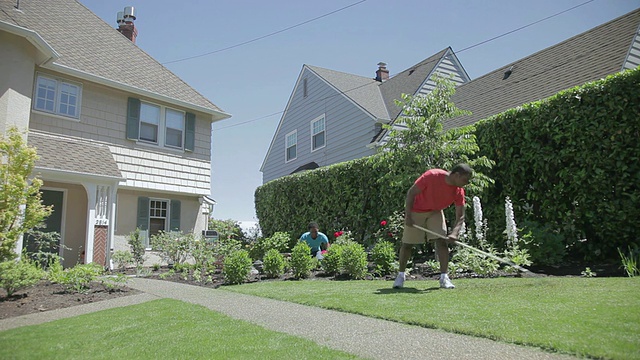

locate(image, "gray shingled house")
[[0, 0, 230, 267], [263, 8, 640, 184], [260, 48, 469, 183]]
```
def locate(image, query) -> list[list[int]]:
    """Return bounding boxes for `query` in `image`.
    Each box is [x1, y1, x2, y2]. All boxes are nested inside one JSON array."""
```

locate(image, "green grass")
[[0, 299, 361, 360], [226, 277, 640, 360]]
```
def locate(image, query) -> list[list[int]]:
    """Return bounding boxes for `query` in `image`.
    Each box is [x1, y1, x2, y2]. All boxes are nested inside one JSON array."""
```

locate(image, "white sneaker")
[[440, 275, 455, 289], [392, 273, 405, 289]]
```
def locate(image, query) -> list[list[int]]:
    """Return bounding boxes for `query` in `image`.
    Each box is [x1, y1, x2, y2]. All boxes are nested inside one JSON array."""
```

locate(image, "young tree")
[[208, 218, 246, 242], [0, 128, 52, 262], [378, 75, 493, 195]]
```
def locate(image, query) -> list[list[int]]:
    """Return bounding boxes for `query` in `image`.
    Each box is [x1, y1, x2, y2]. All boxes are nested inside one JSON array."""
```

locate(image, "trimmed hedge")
[[474, 67, 640, 261]]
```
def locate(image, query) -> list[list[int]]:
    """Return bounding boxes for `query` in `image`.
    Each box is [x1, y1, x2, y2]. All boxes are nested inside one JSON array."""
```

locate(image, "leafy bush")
[[322, 244, 344, 276], [289, 242, 314, 279], [191, 239, 216, 272], [151, 231, 194, 265], [250, 231, 290, 261], [340, 241, 368, 279], [23, 230, 66, 270], [0, 259, 44, 296], [101, 273, 128, 291], [54, 263, 104, 294], [127, 229, 147, 267], [370, 241, 397, 276], [111, 250, 134, 271], [222, 250, 252, 285], [450, 247, 499, 277], [519, 220, 566, 266], [208, 219, 246, 243], [262, 249, 286, 278]]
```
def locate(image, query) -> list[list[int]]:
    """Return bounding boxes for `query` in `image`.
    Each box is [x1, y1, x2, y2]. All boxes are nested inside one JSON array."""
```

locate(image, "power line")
[[162, 0, 368, 65], [213, 0, 599, 131]]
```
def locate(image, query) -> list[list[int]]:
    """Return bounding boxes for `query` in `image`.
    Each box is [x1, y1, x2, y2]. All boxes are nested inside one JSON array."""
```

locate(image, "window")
[[33, 74, 81, 118], [311, 115, 325, 151], [149, 199, 168, 239], [136, 197, 181, 248], [285, 130, 297, 162], [127, 98, 192, 150]]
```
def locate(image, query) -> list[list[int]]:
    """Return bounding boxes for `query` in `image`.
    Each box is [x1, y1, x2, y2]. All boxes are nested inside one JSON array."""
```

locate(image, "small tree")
[[0, 128, 52, 262], [208, 218, 246, 243]]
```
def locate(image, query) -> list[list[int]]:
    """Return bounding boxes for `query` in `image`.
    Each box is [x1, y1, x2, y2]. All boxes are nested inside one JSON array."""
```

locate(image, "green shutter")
[[170, 200, 181, 231], [126, 97, 141, 140], [136, 197, 149, 230], [185, 112, 195, 152]]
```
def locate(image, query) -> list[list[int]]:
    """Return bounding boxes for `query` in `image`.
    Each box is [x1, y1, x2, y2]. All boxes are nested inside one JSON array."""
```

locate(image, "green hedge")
[[474, 68, 640, 261]]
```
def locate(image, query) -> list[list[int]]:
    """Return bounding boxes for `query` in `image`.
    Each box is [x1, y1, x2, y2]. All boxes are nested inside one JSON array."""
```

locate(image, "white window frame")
[[32, 73, 82, 119], [147, 198, 170, 249], [310, 114, 326, 152], [285, 130, 297, 163], [138, 101, 186, 151]]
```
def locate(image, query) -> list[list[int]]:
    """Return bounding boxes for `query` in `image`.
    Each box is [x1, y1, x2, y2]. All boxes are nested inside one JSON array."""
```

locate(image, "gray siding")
[[262, 68, 376, 183], [623, 31, 640, 70]]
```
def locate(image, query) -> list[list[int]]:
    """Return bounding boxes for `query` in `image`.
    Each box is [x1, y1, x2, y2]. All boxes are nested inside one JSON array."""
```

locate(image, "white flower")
[[473, 196, 484, 242], [505, 197, 518, 246]]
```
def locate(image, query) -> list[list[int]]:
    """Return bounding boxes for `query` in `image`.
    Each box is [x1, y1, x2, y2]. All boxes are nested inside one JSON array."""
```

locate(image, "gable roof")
[[0, 0, 230, 120], [445, 8, 640, 130], [306, 65, 389, 121], [379, 48, 452, 121]]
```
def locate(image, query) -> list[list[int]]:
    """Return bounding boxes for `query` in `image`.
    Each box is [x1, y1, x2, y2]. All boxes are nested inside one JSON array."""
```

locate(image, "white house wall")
[[262, 68, 377, 183], [623, 28, 640, 70]]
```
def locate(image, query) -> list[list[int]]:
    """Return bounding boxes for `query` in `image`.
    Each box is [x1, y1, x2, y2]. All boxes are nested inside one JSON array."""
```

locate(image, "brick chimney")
[[116, 6, 138, 43], [375, 62, 389, 82]]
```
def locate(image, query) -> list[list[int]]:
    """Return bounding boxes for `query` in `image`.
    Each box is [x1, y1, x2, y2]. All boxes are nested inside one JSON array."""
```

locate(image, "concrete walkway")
[[0, 278, 578, 360]]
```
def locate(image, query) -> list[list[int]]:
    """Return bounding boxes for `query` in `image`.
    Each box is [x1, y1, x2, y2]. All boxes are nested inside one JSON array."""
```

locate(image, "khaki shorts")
[[402, 211, 446, 244]]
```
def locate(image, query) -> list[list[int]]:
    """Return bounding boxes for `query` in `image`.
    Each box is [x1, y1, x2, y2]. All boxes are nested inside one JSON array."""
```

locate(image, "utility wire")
[[213, 0, 598, 131], [163, 0, 367, 65]]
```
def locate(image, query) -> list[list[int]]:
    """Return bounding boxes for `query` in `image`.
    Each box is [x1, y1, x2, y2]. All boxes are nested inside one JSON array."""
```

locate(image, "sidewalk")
[[0, 278, 577, 360]]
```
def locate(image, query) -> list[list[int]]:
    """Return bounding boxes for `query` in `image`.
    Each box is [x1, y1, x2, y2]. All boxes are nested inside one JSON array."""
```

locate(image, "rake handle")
[[412, 224, 530, 273]]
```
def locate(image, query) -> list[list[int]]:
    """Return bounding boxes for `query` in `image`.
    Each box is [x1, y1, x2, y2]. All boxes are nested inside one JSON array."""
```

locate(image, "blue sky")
[[78, 0, 639, 223]]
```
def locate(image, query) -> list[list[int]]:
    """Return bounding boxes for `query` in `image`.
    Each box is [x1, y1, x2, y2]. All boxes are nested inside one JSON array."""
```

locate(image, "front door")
[[24, 190, 64, 257]]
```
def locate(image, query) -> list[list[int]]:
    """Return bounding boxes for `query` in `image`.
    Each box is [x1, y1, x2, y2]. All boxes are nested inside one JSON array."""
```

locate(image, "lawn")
[[226, 277, 640, 360], [0, 298, 361, 360]]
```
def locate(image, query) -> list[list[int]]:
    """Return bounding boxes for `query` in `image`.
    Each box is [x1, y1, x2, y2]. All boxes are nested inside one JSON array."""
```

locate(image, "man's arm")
[[448, 205, 466, 240], [404, 184, 422, 226]]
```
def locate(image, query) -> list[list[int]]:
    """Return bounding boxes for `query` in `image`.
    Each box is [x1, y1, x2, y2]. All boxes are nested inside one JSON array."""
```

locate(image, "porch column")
[[107, 185, 118, 269], [82, 183, 97, 264]]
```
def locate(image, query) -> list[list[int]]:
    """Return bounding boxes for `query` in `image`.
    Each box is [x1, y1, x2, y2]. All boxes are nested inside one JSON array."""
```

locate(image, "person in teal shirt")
[[299, 222, 330, 257]]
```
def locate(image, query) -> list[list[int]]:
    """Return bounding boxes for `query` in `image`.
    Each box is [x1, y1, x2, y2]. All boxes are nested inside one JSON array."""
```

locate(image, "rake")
[[412, 224, 541, 277]]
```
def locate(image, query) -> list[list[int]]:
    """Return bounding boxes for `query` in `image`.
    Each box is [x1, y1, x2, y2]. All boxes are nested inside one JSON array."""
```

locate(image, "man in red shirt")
[[393, 164, 473, 289]]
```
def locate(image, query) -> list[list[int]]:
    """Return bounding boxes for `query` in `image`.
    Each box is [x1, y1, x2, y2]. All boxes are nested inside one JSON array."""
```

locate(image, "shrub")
[[262, 249, 286, 278], [341, 241, 368, 279], [191, 239, 216, 271], [222, 250, 252, 285], [0, 259, 44, 296], [151, 231, 194, 265], [111, 250, 134, 271], [290, 242, 314, 279], [322, 244, 344, 276], [450, 247, 499, 277], [371, 241, 397, 276], [250, 231, 290, 260], [23, 230, 66, 270], [127, 229, 147, 267], [519, 220, 566, 266], [101, 273, 128, 291], [53, 263, 104, 294]]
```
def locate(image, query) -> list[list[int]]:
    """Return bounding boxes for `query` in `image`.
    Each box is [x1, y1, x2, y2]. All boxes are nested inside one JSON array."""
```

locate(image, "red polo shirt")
[[412, 169, 465, 212]]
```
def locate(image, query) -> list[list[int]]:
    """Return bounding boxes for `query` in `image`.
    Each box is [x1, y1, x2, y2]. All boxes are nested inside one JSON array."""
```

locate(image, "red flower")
[[334, 232, 340, 238], [380, 220, 387, 226], [387, 232, 394, 237]]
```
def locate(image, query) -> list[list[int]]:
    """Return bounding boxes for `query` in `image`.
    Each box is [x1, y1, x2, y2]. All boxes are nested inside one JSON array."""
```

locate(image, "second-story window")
[[138, 101, 185, 149], [286, 130, 297, 162], [311, 115, 325, 151], [33, 74, 82, 119]]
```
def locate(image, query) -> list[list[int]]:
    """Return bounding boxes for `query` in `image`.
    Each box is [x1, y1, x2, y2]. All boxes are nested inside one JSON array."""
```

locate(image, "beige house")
[[0, 0, 230, 267]]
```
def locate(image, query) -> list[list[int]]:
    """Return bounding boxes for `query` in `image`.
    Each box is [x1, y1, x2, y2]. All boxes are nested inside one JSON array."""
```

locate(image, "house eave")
[[0, 20, 59, 66], [34, 166, 125, 184]]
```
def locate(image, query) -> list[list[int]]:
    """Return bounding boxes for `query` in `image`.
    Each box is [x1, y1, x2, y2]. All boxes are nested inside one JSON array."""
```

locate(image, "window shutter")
[[185, 112, 195, 152], [136, 197, 149, 230], [170, 200, 181, 231], [126, 97, 141, 140]]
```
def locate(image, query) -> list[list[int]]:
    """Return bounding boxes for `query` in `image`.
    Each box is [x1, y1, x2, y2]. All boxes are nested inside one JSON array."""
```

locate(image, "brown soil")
[[0, 262, 623, 321], [0, 281, 141, 320]]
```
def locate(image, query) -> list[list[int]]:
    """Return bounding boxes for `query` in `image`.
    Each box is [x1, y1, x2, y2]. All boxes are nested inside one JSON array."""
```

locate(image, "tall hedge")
[[474, 68, 640, 261]]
